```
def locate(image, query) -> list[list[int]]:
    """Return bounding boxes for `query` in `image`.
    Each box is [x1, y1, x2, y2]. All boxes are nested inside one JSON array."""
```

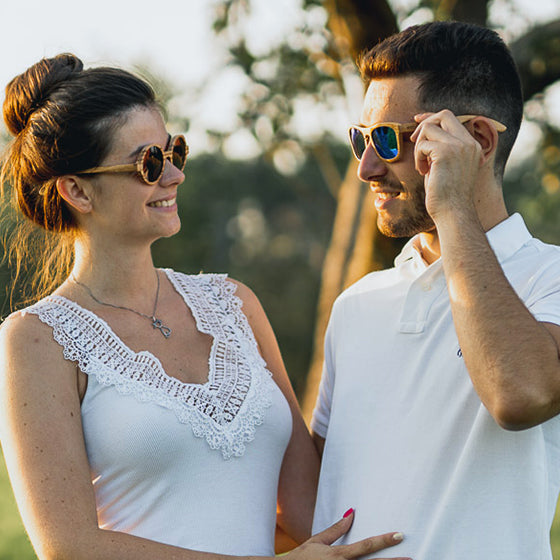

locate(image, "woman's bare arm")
[[0, 313, 238, 560]]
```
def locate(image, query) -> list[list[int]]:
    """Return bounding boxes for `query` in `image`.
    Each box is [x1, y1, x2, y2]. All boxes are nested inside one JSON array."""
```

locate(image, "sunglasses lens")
[[143, 146, 164, 183], [371, 126, 398, 160], [349, 128, 366, 159], [172, 136, 188, 170]]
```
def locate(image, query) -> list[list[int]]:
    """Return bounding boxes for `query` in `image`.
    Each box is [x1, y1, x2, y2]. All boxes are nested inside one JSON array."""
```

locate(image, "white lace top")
[[24, 270, 293, 555]]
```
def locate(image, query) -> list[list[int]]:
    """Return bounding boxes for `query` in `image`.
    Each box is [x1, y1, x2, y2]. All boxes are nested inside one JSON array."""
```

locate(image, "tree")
[[209, 0, 560, 421]]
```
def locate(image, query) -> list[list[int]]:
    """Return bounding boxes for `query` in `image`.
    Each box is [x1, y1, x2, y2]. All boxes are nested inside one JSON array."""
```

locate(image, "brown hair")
[[358, 21, 524, 179], [1, 53, 157, 308]]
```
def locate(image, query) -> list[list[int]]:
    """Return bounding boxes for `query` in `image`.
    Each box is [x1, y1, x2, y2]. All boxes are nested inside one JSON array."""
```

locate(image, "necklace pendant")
[[152, 318, 172, 338]]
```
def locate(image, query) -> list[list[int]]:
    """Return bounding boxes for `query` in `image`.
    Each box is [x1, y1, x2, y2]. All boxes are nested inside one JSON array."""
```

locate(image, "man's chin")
[[377, 215, 436, 238]]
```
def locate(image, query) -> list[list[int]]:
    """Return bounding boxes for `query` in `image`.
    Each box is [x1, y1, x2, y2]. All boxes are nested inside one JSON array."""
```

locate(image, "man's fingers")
[[307, 510, 354, 545], [334, 531, 408, 559]]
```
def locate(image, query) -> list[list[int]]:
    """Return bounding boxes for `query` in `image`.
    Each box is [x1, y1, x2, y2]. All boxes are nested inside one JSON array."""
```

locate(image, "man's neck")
[[417, 231, 441, 265]]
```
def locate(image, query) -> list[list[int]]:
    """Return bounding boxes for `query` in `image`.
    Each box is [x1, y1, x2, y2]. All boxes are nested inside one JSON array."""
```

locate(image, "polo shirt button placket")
[[398, 262, 445, 334]]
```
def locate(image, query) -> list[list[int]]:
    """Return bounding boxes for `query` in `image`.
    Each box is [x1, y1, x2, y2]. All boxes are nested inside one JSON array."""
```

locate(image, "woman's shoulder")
[[167, 269, 255, 300], [225, 277, 260, 308], [167, 269, 263, 321], [167, 269, 228, 283], [221, 277, 268, 334], [1, 302, 55, 343], [0, 302, 79, 421], [0, 303, 63, 369]]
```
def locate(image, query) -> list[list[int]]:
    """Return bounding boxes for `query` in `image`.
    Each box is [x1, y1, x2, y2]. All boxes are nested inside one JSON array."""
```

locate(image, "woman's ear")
[[470, 117, 500, 166], [56, 176, 93, 214]]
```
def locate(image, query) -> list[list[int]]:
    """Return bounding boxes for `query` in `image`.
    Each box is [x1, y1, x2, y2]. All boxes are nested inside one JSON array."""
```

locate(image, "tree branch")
[[449, 0, 489, 26], [510, 19, 560, 101]]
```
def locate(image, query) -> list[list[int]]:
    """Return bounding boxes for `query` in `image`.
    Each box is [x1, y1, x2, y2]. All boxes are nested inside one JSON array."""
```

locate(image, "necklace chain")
[[70, 271, 172, 338]]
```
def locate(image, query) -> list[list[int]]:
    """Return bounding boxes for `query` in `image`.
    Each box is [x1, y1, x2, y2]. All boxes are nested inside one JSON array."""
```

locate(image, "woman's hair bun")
[[3, 53, 84, 135]]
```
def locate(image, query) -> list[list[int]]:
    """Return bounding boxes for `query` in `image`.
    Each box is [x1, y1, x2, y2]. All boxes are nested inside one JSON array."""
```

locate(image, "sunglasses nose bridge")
[[162, 148, 174, 163], [163, 137, 188, 171], [362, 132, 372, 155]]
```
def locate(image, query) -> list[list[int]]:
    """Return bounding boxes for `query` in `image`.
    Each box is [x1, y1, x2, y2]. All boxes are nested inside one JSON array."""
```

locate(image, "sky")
[[0, 0, 303, 111], [0, 0, 306, 158], [1, 0, 559, 164], [1, 0, 213, 92]]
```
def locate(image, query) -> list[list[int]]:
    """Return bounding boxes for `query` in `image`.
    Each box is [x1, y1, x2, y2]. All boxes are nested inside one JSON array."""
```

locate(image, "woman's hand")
[[285, 511, 410, 560]]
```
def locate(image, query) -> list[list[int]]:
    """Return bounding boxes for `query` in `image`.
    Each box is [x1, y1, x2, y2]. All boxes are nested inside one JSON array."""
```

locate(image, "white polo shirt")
[[312, 213, 560, 560]]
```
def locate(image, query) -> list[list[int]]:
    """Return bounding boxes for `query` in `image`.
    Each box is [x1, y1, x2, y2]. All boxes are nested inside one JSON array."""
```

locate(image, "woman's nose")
[[160, 158, 185, 186]]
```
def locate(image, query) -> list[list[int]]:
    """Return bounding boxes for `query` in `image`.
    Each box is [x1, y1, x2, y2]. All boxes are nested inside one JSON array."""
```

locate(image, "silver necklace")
[[70, 271, 172, 338]]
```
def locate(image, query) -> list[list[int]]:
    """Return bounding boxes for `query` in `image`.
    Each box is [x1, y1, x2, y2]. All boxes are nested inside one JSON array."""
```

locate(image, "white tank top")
[[25, 271, 293, 555]]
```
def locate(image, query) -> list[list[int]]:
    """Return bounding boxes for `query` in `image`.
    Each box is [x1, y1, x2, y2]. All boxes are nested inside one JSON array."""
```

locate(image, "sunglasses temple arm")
[[80, 164, 138, 174], [457, 114, 507, 132]]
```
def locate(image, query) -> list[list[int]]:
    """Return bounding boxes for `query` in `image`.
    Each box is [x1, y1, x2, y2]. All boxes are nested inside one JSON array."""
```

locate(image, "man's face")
[[357, 76, 436, 238]]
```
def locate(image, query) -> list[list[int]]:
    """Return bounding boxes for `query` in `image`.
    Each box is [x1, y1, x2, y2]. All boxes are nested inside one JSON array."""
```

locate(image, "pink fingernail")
[[343, 508, 354, 518]]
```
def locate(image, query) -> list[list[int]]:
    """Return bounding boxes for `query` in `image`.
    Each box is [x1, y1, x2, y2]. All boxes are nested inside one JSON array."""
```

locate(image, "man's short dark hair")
[[358, 21, 524, 178]]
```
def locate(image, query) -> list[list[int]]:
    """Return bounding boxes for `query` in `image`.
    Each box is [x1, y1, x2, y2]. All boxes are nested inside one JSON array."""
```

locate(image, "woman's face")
[[85, 105, 185, 245]]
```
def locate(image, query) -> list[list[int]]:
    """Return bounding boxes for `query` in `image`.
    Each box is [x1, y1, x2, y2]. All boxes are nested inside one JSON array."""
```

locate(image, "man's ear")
[[56, 176, 93, 214], [470, 117, 500, 165]]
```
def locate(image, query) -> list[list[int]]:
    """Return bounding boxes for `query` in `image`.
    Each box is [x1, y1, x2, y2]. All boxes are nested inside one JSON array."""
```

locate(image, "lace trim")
[[24, 272, 274, 459]]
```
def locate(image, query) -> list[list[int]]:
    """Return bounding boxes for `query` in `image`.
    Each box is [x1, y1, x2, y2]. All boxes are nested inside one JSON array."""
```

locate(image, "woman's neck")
[[71, 237, 158, 300]]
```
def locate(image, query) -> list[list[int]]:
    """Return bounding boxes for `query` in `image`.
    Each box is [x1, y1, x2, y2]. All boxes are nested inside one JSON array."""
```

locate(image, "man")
[[311, 21, 560, 559]]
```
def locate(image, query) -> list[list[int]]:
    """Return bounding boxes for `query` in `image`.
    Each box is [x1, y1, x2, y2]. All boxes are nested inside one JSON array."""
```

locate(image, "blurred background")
[[1, 0, 560, 557]]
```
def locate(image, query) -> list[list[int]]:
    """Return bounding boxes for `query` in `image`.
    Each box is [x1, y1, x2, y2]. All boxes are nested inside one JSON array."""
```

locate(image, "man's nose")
[[357, 142, 388, 182]]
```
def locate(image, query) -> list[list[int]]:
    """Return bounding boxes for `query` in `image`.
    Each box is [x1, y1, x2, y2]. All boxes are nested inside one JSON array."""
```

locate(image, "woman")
[[0, 54, 408, 560]]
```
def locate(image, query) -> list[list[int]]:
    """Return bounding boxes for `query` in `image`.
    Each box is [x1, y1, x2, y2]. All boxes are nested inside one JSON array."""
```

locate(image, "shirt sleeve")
[[310, 302, 339, 438], [525, 258, 560, 326]]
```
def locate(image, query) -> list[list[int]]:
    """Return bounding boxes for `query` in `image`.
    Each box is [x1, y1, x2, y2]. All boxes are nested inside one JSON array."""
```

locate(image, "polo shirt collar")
[[394, 213, 533, 334], [485, 213, 532, 263], [394, 212, 532, 270], [394, 236, 424, 268]]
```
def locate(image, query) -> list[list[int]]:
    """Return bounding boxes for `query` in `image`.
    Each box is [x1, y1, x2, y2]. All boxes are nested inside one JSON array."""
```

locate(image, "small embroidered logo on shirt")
[[457, 347, 463, 358]]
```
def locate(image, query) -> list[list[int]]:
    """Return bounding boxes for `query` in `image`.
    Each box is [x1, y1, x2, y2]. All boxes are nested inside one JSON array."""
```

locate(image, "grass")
[[1, 450, 560, 559], [0, 453, 35, 559], [554, 511, 560, 559]]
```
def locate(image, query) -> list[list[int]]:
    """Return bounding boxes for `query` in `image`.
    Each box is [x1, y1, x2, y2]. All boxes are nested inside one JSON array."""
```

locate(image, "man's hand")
[[409, 110, 495, 223]]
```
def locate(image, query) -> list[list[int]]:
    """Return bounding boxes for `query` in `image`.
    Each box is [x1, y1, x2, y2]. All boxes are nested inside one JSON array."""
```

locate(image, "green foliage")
[[504, 126, 560, 243], [210, 0, 342, 156], [0, 450, 35, 559]]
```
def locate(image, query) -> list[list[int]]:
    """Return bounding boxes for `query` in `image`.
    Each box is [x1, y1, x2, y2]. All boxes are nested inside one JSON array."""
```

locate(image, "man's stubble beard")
[[376, 177, 436, 238]]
